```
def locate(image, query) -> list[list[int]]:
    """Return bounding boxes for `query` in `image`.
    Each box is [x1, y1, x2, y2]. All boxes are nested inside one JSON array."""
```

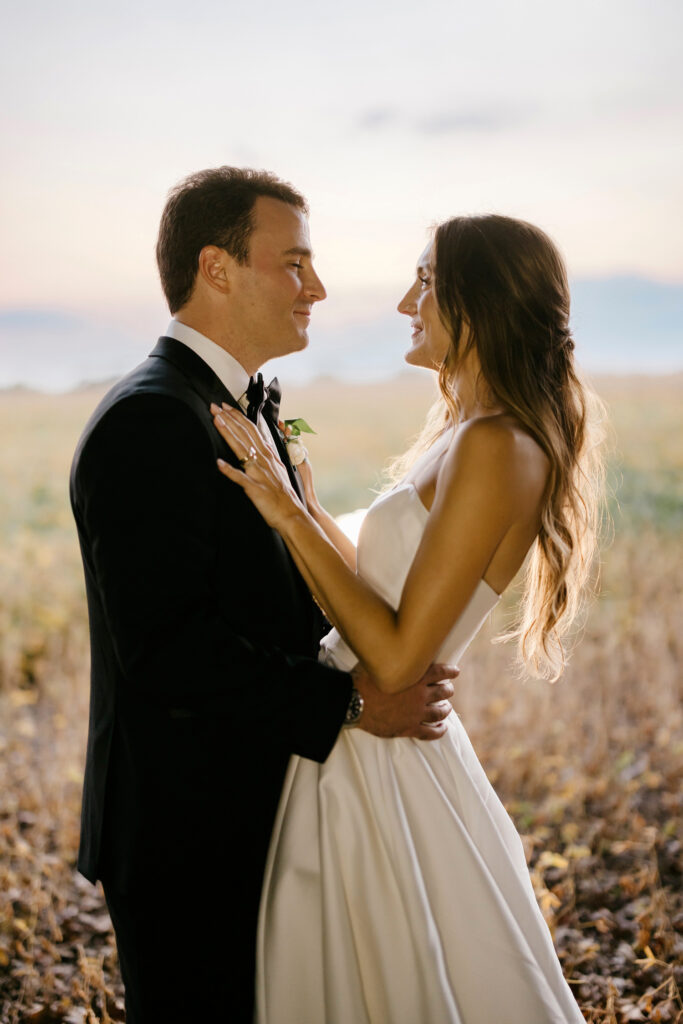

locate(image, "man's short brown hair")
[[156, 167, 309, 314]]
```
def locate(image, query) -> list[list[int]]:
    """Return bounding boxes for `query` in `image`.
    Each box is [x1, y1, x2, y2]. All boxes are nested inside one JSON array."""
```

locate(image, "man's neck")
[[173, 310, 261, 376]]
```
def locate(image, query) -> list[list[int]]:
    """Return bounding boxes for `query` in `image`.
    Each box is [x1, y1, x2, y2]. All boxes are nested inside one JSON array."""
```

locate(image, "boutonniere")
[[283, 418, 316, 467]]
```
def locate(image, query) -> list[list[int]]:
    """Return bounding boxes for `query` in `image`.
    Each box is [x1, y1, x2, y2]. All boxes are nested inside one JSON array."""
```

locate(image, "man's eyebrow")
[[283, 246, 314, 258]]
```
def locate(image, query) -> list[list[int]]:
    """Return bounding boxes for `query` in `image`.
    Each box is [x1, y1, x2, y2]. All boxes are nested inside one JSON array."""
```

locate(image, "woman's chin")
[[404, 345, 428, 369]]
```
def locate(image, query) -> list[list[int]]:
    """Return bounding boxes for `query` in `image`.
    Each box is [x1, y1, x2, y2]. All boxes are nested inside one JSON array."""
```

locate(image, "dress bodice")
[[319, 482, 500, 672]]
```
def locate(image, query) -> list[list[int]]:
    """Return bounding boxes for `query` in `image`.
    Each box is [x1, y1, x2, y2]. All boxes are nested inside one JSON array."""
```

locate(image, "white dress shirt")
[[165, 319, 251, 408], [164, 319, 274, 442]]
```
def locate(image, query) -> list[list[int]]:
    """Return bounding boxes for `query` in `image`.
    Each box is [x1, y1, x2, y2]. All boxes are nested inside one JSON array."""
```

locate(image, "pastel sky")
[[1, 0, 681, 342]]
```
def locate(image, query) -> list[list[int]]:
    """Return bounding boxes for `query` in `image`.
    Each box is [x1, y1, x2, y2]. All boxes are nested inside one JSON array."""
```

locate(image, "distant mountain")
[[0, 309, 149, 391], [269, 275, 683, 382], [1, 275, 681, 392], [570, 276, 682, 373]]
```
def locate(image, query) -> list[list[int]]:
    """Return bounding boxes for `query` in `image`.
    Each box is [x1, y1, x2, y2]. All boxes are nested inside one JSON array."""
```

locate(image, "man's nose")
[[306, 268, 327, 303]]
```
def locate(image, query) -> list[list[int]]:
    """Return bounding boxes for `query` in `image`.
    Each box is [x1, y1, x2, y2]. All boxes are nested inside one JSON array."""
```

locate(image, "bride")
[[213, 214, 602, 1023]]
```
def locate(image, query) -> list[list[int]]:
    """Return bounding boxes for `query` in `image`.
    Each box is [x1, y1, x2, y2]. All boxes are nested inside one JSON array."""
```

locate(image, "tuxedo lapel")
[[149, 336, 241, 413], [150, 336, 307, 505]]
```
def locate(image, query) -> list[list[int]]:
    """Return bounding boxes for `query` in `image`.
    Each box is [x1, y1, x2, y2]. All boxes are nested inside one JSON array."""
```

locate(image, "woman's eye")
[[418, 275, 430, 288]]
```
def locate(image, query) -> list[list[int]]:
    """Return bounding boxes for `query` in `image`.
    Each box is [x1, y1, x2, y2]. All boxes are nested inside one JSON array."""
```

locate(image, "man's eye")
[[291, 261, 304, 269]]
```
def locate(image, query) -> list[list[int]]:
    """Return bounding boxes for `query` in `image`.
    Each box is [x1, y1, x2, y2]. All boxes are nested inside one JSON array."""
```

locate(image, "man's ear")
[[196, 246, 233, 296]]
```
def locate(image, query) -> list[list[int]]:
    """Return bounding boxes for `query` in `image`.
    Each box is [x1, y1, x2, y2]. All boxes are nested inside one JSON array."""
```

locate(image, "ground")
[[0, 373, 681, 1023]]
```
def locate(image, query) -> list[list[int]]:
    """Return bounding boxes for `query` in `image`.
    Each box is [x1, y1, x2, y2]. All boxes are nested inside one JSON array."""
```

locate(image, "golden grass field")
[[0, 372, 681, 1022]]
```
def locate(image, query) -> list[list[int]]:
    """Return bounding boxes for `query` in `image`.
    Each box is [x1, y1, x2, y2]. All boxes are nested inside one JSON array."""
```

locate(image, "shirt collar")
[[165, 319, 251, 402]]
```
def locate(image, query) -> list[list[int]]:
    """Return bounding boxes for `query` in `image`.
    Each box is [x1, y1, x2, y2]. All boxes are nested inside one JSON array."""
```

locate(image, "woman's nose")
[[397, 282, 419, 315]]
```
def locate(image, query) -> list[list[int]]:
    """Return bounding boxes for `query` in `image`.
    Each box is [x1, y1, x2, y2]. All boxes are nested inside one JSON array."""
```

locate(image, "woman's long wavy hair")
[[388, 215, 606, 680]]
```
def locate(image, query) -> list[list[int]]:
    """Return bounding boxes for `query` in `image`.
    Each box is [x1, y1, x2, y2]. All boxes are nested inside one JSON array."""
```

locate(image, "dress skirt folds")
[[256, 484, 584, 1023]]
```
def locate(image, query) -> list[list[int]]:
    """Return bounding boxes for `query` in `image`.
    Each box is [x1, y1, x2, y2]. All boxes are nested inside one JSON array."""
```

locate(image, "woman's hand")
[[211, 404, 303, 531]]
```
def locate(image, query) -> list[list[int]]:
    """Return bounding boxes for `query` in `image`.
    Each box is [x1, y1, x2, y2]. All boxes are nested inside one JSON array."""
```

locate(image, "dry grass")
[[0, 374, 681, 1022]]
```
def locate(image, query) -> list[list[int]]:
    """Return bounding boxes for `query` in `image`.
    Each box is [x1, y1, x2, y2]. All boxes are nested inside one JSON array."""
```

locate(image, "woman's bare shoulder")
[[440, 413, 549, 510], [462, 412, 546, 458]]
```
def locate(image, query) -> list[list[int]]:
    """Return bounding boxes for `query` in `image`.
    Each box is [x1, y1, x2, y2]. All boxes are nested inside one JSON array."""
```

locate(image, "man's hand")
[[351, 663, 459, 741]]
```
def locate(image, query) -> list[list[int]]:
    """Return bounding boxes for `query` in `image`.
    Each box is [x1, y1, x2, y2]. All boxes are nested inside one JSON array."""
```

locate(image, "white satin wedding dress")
[[256, 481, 584, 1023]]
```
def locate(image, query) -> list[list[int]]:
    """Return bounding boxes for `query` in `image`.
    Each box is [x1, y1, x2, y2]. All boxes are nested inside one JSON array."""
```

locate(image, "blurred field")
[[0, 372, 681, 1023]]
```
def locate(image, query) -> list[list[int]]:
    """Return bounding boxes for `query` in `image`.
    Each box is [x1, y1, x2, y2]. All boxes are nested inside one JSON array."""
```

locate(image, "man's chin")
[[291, 330, 309, 352], [272, 332, 308, 359]]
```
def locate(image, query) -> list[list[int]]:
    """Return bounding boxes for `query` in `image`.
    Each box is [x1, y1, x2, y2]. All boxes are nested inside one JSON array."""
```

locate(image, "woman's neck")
[[452, 372, 504, 424]]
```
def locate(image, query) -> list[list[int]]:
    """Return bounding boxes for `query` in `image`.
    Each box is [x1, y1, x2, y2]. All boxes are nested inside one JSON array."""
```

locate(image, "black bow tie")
[[245, 373, 281, 428]]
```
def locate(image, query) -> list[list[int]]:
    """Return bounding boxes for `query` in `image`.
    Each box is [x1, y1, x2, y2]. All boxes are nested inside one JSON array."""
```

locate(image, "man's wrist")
[[344, 686, 364, 728]]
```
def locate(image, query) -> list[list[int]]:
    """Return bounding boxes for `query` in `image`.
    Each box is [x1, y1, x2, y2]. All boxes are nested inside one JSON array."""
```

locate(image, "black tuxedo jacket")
[[70, 337, 351, 898]]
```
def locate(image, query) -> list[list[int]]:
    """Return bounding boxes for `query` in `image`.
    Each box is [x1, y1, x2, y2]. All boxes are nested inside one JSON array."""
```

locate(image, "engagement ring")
[[239, 446, 258, 467]]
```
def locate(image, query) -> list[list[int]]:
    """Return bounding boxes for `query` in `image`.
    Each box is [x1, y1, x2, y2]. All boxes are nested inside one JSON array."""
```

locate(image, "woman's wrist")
[[278, 499, 315, 538], [305, 494, 323, 521]]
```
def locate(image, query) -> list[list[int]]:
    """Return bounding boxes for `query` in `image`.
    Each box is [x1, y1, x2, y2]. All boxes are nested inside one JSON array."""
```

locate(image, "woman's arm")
[[296, 457, 357, 570], [214, 407, 544, 693]]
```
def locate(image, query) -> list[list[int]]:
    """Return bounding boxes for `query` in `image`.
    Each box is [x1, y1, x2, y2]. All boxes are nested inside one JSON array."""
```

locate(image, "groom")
[[70, 167, 457, 1023]]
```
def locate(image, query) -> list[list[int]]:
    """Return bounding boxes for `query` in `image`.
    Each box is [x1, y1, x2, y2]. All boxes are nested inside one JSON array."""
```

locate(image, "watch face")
[[345, 688, 363, 726]]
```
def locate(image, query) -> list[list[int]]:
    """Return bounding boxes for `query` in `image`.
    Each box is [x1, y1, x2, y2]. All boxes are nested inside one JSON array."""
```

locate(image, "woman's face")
[[398, 244, 452, 370]]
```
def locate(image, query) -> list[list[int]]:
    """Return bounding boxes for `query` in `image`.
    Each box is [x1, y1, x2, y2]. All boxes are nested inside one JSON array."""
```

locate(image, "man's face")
[[229, 196, 326, 363]]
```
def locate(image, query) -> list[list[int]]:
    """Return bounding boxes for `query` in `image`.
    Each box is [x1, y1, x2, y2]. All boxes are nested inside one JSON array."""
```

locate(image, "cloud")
[[356, 108, 400, 131], [355, 105, 526, 136], [414, 108, 517, 134]]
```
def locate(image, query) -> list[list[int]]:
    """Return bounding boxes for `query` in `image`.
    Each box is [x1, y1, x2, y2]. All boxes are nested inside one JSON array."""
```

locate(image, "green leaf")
[[284, 417, 316, 437]]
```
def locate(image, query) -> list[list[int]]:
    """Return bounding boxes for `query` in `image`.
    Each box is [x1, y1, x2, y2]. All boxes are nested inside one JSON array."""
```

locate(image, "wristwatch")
[[344, 686, 364, 728]]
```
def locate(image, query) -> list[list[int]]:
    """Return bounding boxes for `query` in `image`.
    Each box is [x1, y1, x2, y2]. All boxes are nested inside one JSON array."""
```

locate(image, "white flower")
[[287, 437, 308, 466]]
